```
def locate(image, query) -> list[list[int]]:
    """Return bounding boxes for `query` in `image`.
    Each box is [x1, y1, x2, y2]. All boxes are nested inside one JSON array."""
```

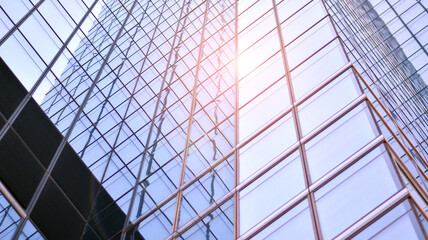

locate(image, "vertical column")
[[271, 0, 323, 239], [120, 0, 192, 238], [233, 0, 240, 238], [171, 0, 212, 236]]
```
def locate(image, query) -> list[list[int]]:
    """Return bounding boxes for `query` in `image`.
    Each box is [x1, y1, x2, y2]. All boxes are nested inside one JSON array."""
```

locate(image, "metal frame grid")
[[0, 0, 427, 239]]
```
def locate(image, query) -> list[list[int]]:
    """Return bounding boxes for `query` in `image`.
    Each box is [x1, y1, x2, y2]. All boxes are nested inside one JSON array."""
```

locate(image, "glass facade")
[[0, 0, 427, 239]]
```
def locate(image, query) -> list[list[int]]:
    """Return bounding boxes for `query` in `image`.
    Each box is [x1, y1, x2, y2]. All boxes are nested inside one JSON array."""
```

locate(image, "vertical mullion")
[[99, 0, 164, 187], [271, 0, 323, 239], [320, 0, 387, 148], [119, 0, 191, 238], [233, 0, 240, 238], [171, 0, 211, 237], [93, 1, 172, 234], [80, 0, 154, 178]]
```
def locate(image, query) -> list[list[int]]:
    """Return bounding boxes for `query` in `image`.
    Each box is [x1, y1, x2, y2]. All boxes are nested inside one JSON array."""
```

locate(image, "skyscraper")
[[0, 0, 427, 239]]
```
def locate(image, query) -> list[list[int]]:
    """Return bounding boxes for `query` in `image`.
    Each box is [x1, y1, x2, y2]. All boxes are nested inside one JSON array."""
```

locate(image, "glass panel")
[[277, 0, 312, 24], [180, 199, 234, 240], [18, 220, 43, 240], [126, 198, 176, 240], [315, 145, 402, 239], [240, 151, 304, 234], [128, 154, 182, 222], [238, 29, 280, 78], [354, 200, 427, 240], [0, 31, 44, 92], [0, 192, 22, 239], [240, 113, 296, 181], [306, 103, 379, 182], [239, 52, 286, 107], [298, 69, 360, 136], [179, 157, 234, 227], [285, 18, 336, 70], [252, 199, 315, 240], [239, 11, 275, 53], [291, 40, 348, 99], [238, 0, 273, 31]]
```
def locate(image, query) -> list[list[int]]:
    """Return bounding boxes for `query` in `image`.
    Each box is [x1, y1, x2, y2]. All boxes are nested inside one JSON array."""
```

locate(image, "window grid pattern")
[[0, 0, 427, 239]]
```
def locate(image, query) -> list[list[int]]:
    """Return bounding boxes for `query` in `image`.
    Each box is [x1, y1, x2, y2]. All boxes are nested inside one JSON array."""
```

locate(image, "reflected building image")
[[0, 0, 427, 239]]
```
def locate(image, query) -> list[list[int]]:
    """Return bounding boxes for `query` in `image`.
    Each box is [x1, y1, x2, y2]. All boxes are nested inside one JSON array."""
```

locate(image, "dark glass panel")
[[13, 98, 62, 168], [0, 58, 27, 119], [30, 177, 86, 240], [52, 144, 99, 219], [0, 129, 44, 208]]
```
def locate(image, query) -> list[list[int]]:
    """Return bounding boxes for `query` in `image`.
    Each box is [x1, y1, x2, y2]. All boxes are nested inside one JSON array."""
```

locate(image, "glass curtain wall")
[[324, 0, 428, 170], [0, 0, 427, 239]]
